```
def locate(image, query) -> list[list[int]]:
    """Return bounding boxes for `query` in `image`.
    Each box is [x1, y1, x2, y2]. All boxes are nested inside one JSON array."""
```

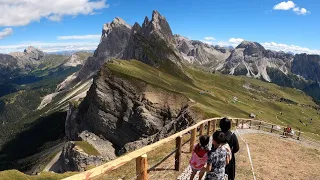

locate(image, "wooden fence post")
[[207, 121, 211, 135], [212, 120, 216, 132], [297, 128, 301, 140], [249, 120, 252, 129], [136, 154, 148, 180], [175, 136, 182, 171], [258, 121, 261, 130], [241, 120, 244, 129], [190, 128, 197, 152], [199, 124, 204, 136], [271, 125, 274, 133]]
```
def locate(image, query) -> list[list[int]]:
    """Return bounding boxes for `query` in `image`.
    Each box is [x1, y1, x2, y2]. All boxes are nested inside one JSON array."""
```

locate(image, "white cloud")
[[273, 1, 309, 15], [201, 41, 213, 45], [273, 1, 295, 10], [58, 34, 101, 40], [0, 41, 99, 53], [204, 36, 215, 41], [262, 42, 320, 55], [229, 38, 244, 44], [0, 0, 109, 26], [293, 7, 309, 15], [0, 28, 13, 39]]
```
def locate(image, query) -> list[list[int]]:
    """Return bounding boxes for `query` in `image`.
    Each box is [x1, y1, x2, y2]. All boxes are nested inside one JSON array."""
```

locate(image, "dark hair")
[[212, 131, 226, 144], [219, 117, 231, 133], [199, 135, 209, 147]]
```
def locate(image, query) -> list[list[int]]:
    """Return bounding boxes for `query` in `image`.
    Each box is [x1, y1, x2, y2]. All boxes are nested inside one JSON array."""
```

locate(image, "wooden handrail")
[[62, 118, 219, 180], [62, 117, 306, 180]]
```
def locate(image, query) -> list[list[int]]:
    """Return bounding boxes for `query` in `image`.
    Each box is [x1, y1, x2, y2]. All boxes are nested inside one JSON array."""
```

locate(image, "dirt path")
[[43, 151, 62, 172]]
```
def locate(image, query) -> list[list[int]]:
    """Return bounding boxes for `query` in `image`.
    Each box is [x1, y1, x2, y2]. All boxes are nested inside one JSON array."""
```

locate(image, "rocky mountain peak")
[[24, 46, 41, 54], [142, 16, 150, 29], [141, 10, 174, 43], [110, 17, 131, 29], [236, 41, 265, 56], [101, 17, 131, 40], [14, 46, 45, 61], [132, 22, 142, 34]]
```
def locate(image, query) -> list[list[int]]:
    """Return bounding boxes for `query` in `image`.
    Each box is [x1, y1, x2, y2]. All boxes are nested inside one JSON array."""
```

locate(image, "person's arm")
[[205, 163, 212, 172], [232, 134, 240, 154], [226, 155, 230, 165]]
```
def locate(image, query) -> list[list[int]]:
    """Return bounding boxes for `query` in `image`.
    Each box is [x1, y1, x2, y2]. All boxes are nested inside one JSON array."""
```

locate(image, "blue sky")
[[0, 0, 319, 54]]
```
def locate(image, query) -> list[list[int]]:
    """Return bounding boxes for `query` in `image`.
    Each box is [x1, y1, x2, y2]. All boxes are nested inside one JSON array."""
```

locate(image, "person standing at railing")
[[220, 118, 240, 180], [204, 131, 228, 180], [189, 135, 210, 180]]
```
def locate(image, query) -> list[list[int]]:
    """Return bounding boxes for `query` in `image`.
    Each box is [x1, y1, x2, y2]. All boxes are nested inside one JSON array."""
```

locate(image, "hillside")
[[1, 58, 320, 178], [106, 60, 320, 138], [0, 51, 92, 172]]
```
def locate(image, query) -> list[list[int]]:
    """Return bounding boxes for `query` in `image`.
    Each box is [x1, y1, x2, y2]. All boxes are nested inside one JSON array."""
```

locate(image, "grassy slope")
[[74, 141, 100, 156], [107, 60, 320, 139]]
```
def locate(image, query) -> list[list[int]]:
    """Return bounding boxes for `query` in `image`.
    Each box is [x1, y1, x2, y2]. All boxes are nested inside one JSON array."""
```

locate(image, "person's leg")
[[198, 168, 206, 180], [190, 169, 197, 180]]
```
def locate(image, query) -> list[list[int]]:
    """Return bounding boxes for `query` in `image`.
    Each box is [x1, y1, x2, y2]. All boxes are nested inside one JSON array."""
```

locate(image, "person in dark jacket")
[[219, 117, 240, 180]]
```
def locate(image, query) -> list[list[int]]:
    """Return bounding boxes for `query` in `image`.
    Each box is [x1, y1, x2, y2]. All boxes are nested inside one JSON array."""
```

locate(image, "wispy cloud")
[[58, 35, 101, 40], [293, 7, 308, 15], [0, 28, 13, 39], [273, 1, 309, 15], [201, 41, 213, 45], [229, 38, 244, 44], [0, 0, 109, 26], [262, 42, 320, 55], [0, 41, 99, 53], [204, 36, 215, 41]]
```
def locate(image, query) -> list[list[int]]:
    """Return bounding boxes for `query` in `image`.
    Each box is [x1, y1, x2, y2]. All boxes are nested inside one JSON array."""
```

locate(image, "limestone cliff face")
[[66, 63, 194, 155], [94, 17, 132, 58], [292, 54, 320, 82], [57, 18, 132, 91], [174, 35, 230, 66], [123, 11, 183, 68], [219, 41, 293, 82]]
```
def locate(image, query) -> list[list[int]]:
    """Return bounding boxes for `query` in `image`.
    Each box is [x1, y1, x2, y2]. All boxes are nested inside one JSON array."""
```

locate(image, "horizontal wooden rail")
[[62, 117, 309, 180], [62, 118, 219, 180]]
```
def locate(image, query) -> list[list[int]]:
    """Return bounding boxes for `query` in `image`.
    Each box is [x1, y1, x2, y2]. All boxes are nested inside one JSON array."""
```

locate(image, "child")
[[205, 131, 228, 180], [189, 135, 210, 180]]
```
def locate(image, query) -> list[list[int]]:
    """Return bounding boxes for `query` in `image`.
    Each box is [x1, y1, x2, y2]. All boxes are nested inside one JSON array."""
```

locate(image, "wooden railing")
[[62, 117, 307, 180]]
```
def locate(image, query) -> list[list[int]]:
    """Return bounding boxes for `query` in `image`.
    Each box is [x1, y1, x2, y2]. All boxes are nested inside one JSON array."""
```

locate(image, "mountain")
[[218, 41, 293, 81], [292, 54, 320, 82], [174, 35, 231, 67], [0, 49, 92, 173]]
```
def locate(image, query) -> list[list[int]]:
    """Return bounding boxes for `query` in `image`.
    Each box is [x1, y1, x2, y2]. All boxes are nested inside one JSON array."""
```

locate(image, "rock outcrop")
[[66, 63, 194, 156], [59, 141, 104, 172]]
